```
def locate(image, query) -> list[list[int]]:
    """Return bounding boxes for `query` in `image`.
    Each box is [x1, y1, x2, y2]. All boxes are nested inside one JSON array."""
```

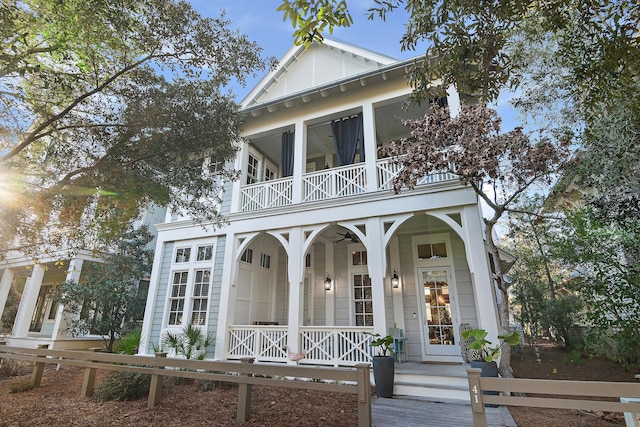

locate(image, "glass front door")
[[420, 268, 458, 356]]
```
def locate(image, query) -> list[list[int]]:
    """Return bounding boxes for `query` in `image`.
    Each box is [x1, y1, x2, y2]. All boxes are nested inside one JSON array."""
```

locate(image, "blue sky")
[[189, 1, 518, 129]]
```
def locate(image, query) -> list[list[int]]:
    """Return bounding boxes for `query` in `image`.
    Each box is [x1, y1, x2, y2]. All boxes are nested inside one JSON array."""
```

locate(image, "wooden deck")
[[372, 396, 517, 427]]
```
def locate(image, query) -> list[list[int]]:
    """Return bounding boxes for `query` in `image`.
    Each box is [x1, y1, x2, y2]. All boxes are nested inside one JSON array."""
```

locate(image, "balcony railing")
[[238, 158, 457, 212], [226, 325, 374, 367]]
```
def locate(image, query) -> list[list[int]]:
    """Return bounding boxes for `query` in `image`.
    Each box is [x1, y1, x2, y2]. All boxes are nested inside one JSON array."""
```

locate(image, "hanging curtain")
[[331, 113, 363, 166], [281, 131, 294, 177]]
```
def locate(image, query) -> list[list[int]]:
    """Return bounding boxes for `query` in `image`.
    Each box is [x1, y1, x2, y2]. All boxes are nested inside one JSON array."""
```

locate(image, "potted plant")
[[461, 328, 521, 377], [367, 324, 397, 398]]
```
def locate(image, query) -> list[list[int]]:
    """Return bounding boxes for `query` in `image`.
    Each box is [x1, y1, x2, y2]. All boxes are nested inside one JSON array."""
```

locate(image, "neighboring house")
[[138, 39, 501, 367], [0, 205, 166, 349]]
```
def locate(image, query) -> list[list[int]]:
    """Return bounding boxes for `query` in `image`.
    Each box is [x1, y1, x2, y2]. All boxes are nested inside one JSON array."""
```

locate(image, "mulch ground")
[[509, 343, 640, 427]]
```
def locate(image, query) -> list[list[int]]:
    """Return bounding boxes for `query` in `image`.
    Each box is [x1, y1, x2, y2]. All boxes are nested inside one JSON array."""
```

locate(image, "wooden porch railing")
[[466, 368, 640, 427], [226, 325, 374, 366], [0, 345, 372, 426]]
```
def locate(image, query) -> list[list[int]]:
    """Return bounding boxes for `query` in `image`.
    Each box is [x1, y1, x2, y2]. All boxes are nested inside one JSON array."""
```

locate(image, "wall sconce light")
[[391, 269, 400, 289], [324, 274, 332, 291]]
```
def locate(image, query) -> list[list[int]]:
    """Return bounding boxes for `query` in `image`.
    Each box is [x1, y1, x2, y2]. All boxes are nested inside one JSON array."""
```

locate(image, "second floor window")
[[247, 154, 259, 184], [175, 248, 191, 263]]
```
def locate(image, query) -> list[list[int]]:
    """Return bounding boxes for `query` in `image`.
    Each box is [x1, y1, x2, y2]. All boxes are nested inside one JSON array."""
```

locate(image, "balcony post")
[[365, 217, 388, 338], [291, 120, 306, 204], [285, 227, 305, 362], [362, 101, 378, 193]]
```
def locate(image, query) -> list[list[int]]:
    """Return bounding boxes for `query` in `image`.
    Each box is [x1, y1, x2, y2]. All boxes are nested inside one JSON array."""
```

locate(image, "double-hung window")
[[167, 240, 215, 328]]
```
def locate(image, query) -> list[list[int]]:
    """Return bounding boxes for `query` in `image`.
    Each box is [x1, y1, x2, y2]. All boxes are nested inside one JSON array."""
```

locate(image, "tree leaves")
[[0, 0, 267, 256]]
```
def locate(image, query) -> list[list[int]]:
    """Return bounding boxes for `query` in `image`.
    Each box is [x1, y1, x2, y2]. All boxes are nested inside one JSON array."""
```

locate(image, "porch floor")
[[394, 360, 469, 377], [372, 395, 517, 427]]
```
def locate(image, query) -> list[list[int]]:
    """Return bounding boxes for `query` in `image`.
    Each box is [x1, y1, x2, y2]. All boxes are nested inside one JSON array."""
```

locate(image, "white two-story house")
[[138, 39, 501, 367]]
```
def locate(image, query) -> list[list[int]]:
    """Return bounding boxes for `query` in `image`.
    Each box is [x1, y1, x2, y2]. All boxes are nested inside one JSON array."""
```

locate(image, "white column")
[[362, 101, 378, 192], [366, 217, 388, 337], [461, 205, 500, 341], [324, 242, 335, 325], [389, 237, 405, 331], [285, 227, 305, 361], [291, 120, 306, 204], [0, 269, 14, 322], [12, 264, 46, 337], [447, 85, 461, 117], [51, 258, 84, 338], [214, 234, 239, 360]]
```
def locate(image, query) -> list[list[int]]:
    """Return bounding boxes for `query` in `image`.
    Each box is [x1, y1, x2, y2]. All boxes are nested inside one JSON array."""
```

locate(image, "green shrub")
[[94, 371, 151, 401], [115, 329, 142, 355], [9, 379, 35, 393], [0, 358, 28, 379]]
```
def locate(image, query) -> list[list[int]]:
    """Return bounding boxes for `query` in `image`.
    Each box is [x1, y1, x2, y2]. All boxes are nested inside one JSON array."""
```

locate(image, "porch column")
[[324, 242, 335, 325], [214, 234, 239, 360], [12, 264, 46, 337], [362, 101, 378, 193], [285, 227, 305, 361], [389, 237, 405, 331], [51, 258, 84, 339], [366, 217, 388, 337], [0, 268, 14, 322], [461, 205, 500, 341], [139, 238, 167, 355], [291, 120, 306, 204]]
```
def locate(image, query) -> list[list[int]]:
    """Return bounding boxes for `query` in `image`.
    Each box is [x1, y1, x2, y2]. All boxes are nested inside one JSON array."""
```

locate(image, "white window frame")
[[348, 243, 372, 326], [164, 239, 216, 330]]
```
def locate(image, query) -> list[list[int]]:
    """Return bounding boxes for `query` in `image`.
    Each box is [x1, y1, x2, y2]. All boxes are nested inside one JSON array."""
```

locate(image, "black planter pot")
[[372, 356, 395, 398], [470, 360, 498, 406]]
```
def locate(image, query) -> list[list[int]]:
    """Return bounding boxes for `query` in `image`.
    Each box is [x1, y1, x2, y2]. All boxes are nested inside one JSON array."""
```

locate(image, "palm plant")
[[161, 324, 214, 360]]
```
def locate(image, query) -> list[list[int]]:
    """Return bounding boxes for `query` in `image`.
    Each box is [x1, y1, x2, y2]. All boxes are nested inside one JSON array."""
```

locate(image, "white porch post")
[[0, 268, 14, 322], [285, 227, 305, 361], [324, 242, 335, 325], [366, 217, 388, 337], [214, 234, 239, 360], [291, 120, 306, 204], [461, 205, 500, 341], [12, 264, 46, 337], [51, 258, 84, 339], [362, 101, 378, 193], [389, 236, 405, 331]]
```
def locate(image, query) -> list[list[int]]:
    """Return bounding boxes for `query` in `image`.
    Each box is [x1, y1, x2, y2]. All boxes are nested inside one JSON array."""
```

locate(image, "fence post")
[[356, 363, 372, 427], [31, 344, 49, 386], [237, 357, 255, 423], [467, 368, 488, 427], [80, 347, 102, 398], [148, 352, 167, 409]]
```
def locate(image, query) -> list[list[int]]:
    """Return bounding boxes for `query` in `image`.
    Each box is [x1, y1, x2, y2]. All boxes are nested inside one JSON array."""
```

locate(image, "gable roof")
[[241, 38, 397, 109]]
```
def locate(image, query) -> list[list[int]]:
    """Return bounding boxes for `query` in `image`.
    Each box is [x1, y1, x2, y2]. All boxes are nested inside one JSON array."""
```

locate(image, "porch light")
[[324, 274, 332, 291], [391, 270, 400, 288]]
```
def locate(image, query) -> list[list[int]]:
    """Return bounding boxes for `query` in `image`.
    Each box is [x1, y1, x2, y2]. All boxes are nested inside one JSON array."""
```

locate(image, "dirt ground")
[[0, 344, 638, 426], [509, 343, 640, 427]]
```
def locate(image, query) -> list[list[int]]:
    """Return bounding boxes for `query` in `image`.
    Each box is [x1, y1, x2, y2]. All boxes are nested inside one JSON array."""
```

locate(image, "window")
[[175, 247, 191, 263], [168, 272, 188, 325], [191, 270, 210, 325], [353, 274, 373, 326], [417, 242, 447, 260], [260, 253, 271, 269], [352, 250, 367, 266], [241, 248, 253, 264], [305, 253, 312, 268], [197, 245, 213, 261], [247, 154, 259, 184], [264, 166, 275, 181]]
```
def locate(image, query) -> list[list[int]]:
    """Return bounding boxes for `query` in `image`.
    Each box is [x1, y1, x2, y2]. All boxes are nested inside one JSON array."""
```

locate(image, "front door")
[[419, 267, 459, 356]]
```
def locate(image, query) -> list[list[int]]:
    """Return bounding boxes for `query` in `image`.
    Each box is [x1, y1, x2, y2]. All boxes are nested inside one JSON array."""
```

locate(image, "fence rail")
[[466, 368, 640, 427], [0, 345, 372, 426]]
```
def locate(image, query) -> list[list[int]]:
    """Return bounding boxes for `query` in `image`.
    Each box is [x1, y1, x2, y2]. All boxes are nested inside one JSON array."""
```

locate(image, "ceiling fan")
[[336, 231, 359, 244]]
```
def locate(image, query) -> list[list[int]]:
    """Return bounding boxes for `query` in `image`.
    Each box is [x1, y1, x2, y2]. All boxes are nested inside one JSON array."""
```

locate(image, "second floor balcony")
[[236, 94, 458, 213], [239, 158, 457, 212]]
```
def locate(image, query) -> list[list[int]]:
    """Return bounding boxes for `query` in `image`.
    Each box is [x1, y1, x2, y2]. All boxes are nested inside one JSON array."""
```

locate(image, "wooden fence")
[[0, 345, 372, 426], [467, 368, 640, 427]]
